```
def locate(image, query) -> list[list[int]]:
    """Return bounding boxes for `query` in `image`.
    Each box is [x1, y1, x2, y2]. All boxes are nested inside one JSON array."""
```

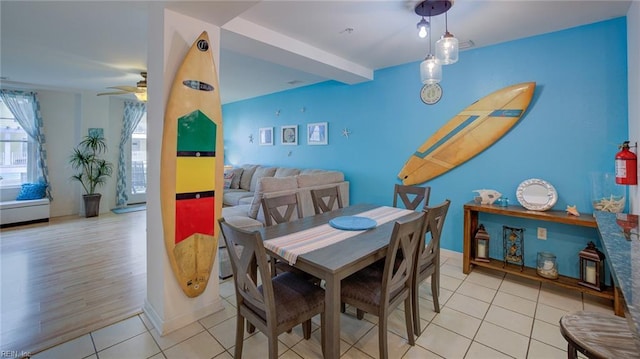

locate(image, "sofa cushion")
[[239, 164, 259, 190], [250, 166, 277, 192], [223, 189, 254, 206], [275, 167, 301, 177], [223, 215, 264, 231], [229, 168, 243, 189], [248, 176, 299, 219], [297, 171, 344, 188]]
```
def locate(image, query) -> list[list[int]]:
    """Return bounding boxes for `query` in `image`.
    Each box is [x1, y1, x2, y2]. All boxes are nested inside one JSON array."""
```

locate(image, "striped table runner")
[[264, 206, 415, 265]]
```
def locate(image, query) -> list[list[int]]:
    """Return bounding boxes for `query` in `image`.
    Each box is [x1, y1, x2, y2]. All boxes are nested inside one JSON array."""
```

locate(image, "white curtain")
[[0, 90, 51, 199], [115, 101, 146, 207]]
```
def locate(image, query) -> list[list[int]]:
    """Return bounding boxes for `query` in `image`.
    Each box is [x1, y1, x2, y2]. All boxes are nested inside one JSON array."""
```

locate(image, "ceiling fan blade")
[[97, 91, 130, 96], [107, 85, 137, 92]]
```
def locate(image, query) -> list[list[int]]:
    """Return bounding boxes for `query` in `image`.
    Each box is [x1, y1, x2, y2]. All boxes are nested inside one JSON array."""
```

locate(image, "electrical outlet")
[[537, 227, 547, 240]]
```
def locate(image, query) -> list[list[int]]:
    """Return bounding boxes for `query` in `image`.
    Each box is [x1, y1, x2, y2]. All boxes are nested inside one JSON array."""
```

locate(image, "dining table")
[[258, 203, 417, 359]]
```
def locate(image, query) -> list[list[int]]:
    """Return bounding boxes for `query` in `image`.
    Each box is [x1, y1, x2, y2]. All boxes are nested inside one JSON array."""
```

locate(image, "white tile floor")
[[33, 252, 608, 359]]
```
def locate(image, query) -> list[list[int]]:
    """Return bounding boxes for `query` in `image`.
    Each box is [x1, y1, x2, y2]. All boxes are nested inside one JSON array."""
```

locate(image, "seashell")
[[566, 205, 580, 216], [473, 189, 502, 205]]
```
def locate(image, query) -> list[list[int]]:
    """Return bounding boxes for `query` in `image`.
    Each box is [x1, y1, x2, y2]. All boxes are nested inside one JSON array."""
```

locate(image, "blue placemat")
[[329, 216, 377, 231]]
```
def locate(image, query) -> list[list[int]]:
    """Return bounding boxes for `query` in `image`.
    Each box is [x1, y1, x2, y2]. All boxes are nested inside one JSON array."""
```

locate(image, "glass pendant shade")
[[420, 55, 441, 84], [436, 32, 459, 65]]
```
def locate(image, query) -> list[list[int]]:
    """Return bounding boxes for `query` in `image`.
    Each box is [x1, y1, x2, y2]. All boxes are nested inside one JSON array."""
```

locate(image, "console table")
[[463, 202, 622, 315]]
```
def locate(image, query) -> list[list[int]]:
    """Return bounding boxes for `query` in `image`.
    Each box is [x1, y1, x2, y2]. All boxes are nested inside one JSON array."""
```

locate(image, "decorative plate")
[[516, 178, 558, 211], [329, 216, 377, 231]]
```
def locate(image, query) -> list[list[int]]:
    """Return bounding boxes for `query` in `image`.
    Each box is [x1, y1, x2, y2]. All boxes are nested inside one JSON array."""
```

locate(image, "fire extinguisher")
[[615, 141, 637, 185]]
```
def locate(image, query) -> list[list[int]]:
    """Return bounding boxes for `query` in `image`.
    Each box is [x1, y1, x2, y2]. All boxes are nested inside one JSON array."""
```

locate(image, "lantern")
[[578, 241, 606, 291], [474, 224, 490, 262]]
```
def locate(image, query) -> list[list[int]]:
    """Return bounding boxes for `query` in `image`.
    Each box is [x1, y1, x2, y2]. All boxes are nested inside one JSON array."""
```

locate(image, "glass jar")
[[590, 172, 625, 213], [537, 252, 558, 279]]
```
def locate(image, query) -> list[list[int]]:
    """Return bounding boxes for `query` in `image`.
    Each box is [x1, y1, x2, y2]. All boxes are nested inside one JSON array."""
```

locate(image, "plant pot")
[[83, 193, 102, 218]]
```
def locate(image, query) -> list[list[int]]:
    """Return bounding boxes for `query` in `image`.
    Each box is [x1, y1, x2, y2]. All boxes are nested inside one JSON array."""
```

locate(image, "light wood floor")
[[0, 211, 146, 355]]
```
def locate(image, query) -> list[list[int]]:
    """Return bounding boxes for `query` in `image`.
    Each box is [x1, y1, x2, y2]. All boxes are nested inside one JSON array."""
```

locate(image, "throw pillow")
[[223, 171, 234, 189], [248, 176, 298, 219], [239, 164, 259, 190], [16, 183, 47, 200], [229, 168, 243, 189]]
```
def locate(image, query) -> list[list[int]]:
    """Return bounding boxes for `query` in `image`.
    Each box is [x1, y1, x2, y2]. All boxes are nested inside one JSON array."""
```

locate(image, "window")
[[0, 100, 34, 187]]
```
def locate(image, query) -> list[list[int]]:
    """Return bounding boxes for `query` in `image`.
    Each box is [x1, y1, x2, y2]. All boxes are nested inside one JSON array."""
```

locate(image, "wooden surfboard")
[[398, 82, 536, 185], [161, 31, 223, 298]]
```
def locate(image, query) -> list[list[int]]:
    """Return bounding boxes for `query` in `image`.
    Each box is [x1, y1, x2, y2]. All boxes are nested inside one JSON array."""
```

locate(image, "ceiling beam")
[[221, 17, 373, 85]]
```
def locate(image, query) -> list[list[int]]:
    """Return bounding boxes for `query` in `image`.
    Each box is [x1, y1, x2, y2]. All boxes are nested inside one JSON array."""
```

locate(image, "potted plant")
[[69, 133, 113, 217]]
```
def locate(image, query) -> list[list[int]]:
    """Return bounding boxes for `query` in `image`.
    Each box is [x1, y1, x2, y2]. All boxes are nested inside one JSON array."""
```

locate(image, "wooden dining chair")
[[340, 212, 425, 359], [261, 193, 303, 227], [411, 199, 450, 335], [393, 184, 431, 210], [218, 218, 325, 359], [559, 311, 638, 358], [261, 193, 305, 275], [310, 186, 343, 214]]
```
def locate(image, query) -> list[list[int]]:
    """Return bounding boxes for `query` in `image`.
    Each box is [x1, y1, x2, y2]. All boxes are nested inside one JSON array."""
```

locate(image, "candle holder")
[[503, 226, 524, 271], [474, 224, 490, 262], [578, 241, 605, 291], [536, 252, 558, 279]]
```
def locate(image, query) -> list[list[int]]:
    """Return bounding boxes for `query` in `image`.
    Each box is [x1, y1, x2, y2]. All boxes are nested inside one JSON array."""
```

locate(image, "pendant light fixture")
[[414, 0, 457, 83], [420, 17, 441, 84], [436, 11, 459, 64]]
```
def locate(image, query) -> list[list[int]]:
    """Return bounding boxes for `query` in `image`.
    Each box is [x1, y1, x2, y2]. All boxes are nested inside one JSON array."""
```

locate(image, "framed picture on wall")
[[281, 125, 298, 145], [259, 127, 274, 146], [307, 122, 328, 145]]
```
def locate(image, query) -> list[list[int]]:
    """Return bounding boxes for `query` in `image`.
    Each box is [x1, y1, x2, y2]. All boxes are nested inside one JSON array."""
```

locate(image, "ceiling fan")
[[97, 71, 147, 102]]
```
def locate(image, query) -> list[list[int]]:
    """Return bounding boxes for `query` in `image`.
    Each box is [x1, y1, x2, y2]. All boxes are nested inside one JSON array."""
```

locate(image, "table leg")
[[324, 276, 341, 359]]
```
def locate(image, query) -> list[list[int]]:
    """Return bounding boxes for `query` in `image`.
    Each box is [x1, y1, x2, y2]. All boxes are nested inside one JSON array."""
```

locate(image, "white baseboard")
[[143, 297, 225, 336], [441, 248, 462, 260]]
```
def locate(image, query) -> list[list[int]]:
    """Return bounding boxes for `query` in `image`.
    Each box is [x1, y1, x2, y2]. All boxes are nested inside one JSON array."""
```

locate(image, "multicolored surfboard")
[[398, 82, 536, 185], [161, 31, 223, 298]]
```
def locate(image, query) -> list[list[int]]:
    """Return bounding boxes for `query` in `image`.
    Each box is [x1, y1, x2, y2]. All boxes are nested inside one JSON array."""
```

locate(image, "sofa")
[[218, 164, 349, 278]]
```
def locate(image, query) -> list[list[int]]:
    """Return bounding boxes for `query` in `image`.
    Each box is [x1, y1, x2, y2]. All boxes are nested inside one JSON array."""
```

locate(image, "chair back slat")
[[381, 212, 425, 302], [261, 193, 303, 226], [311, 186, 343, 214], [393, 184, 431, 210], [419, 199, 451, 264], [218, 218, 275, 319]]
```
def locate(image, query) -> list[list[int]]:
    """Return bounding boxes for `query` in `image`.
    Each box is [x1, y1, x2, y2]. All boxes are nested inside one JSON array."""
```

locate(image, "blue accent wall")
[[223, 18, 628, 279]]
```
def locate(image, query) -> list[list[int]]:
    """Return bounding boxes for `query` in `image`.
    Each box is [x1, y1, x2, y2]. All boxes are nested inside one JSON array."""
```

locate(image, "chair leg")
[[247, 319, 255, 334], [268, 333, 279, 359], [302, 319, 312, 339], [378, 314, 389, 359], [321, 312, 326, 356], [234, 315, 245, 359], [356, 309, 365, 320], [412, 279, 421, 335], [404, 297, 415, 346], [340, 302, 346, 313], [431, 273, 440, 313]]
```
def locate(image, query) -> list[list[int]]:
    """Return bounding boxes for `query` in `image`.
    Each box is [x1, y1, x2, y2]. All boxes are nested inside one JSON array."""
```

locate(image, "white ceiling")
[[0, 0, 632, 104]]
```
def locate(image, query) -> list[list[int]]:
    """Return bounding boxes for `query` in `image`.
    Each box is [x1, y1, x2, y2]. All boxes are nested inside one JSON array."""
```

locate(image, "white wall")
[[628, 2, 639, 214], [37, 89, 125, 217]]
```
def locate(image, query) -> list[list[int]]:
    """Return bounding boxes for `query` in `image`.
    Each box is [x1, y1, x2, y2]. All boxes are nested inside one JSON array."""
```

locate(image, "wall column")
[[144, 5, 223, 335]]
